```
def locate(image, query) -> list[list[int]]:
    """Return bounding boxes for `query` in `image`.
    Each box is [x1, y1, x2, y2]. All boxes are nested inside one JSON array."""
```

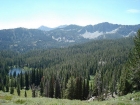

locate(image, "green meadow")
[[0, 90, 140, 105]]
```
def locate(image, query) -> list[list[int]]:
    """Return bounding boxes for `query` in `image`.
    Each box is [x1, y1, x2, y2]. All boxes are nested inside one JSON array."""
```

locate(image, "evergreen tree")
[[20, 71, 24, 89], [32, 84, 36, 97], [55, 78, 61, 98], [119, 29, 140, 95], [5, 76, 9, 92], [36, 69, 39, 86], [49, 76, 54, 98], [74, 76, 82, 100], [65, 77, 75, 99], [85, 78, 89, 99], [82, 78, 86, 100], [40, 80, 44, 96], [6, 84, 9, 92], [17, 85, 20, 96], [25, 90, 27, 97], [94, 70, 102, 100], [10, 87, 14, 94], [130, 29, 140, 90], [10, 77, 14, 87], [44, 79, 49, 97], [2, 85, 5, 92], [25, 72, 29, 90], [32, 69, 35, 84]]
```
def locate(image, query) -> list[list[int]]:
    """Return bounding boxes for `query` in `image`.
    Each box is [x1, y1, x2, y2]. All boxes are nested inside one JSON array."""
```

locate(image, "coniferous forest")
[[0, 30, 140, 101]]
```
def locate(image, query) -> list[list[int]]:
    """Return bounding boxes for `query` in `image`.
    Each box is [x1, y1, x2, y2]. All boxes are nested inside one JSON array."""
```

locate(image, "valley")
[[0, 23, 140, 105], [1, 0, 140, 104]]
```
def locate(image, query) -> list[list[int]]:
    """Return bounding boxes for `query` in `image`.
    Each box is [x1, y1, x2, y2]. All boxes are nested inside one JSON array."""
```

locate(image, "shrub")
[[4, 95, 12, 100], [15, 99, 26, 104]]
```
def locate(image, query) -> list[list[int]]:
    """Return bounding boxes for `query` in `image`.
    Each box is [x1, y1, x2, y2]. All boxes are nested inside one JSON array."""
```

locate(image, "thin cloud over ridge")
[[127, 9, 140, 13]]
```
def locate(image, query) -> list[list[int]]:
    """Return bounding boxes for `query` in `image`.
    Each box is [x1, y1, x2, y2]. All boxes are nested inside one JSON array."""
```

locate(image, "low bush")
[[15, 99, 26, 104]]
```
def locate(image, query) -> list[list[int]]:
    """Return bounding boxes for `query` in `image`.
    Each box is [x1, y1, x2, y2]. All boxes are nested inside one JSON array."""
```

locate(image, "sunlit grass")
[[0, 91, 140, 105], [23, 66, 32, 71]]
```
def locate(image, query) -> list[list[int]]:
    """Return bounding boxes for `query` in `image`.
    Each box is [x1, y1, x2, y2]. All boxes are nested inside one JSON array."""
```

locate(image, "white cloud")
[[127, 9, 140, 13]]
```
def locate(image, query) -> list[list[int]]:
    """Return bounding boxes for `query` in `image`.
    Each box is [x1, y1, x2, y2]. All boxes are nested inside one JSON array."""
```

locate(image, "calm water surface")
[[9, 68, 25, 76]]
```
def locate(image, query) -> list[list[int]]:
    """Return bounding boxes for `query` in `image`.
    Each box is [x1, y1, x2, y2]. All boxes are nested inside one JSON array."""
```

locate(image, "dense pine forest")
[[0, 30, 140, 101]]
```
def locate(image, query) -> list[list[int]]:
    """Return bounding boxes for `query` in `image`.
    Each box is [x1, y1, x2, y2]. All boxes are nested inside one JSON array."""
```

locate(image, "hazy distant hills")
[[38, 26, 53, 31], [0, 22, 140, 52], [38, 25, 68, 31]]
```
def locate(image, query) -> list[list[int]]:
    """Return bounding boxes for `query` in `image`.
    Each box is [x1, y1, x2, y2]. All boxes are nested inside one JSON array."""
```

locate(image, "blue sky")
[[0, 0, 140, 29]]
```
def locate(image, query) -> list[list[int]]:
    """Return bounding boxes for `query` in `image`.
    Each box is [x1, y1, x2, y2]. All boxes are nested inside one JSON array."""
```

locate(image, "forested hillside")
[[0, 35, 137, 100]]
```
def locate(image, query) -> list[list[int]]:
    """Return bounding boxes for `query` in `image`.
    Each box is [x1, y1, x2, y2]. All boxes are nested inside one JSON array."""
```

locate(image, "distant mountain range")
[[0, 22, 140, 52], [38, 22, 140, 39], [38, 25, 68, 31]]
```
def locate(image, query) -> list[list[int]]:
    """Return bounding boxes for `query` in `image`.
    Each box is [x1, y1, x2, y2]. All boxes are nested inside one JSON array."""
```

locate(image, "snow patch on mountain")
[[52, 36, 61, 42], [52, 36, 75, 42], [65, 39, 75, 42], [62, 37, 75, 42], [66, 29, 76, 31], [106, 27, 120, 34], [128, 31, 136, 36], [78, 29, 82, 32], [81, 30, 103, 39], [123, 31, 136, 37]]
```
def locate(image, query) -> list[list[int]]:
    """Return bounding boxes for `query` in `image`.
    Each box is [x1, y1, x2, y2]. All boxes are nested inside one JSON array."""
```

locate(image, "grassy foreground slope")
[[0, 90, 140, 105]]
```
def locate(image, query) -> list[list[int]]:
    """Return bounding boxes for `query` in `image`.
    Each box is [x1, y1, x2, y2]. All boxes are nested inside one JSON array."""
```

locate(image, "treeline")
[[0, 35, 139, 100]]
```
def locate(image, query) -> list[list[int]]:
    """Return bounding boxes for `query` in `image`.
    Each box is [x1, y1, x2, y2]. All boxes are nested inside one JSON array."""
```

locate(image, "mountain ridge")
[[38, 25, 68, 31], [0, 22, 140, 52]]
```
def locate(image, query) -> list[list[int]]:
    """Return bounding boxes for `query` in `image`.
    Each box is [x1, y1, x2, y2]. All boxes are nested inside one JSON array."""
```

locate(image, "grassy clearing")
[[0, 90, 140, 105], [23, 67, 32, 71]]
